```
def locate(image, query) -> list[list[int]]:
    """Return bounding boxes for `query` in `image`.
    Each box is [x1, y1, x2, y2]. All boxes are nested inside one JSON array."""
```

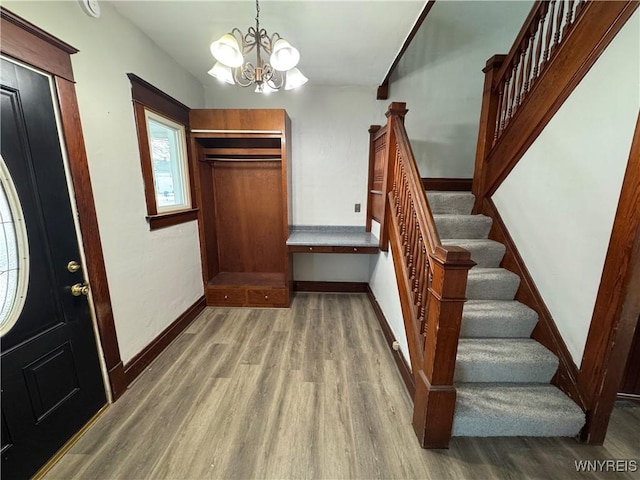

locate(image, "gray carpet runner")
[[427, 191, 584, 437]]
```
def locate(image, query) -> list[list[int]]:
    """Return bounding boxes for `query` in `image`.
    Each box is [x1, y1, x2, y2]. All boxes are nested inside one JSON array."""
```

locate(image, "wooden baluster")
[[515, 48, 526, 106], [523, 29, 535, 96], [554, 0, 565, 48], [411, 221, 420, 291], [493, 86, 504, 145], [414, 235, 424, 303], [532, 8, 546, 84], [506, 63, 518, 126], [500, 76, 511, 134], [419, 256, 429, 335], [544, 1, 557, 65], [408, 207, 415, 263]]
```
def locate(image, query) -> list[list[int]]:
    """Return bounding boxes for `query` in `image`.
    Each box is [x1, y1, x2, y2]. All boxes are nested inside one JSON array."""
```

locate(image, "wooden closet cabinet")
[[190, 109, 292, 308]]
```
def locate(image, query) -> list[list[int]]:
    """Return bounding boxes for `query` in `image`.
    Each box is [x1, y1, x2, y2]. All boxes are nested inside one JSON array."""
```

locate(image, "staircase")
[[428, 191, 585, 437]]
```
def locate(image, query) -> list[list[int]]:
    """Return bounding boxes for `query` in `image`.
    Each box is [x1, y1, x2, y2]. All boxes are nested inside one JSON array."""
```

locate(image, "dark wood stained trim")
[[128, 74, 197, 229], [481, 1, 639, 198], [481, 197, 586, 412], [367, 286, 416, 398], [293, 281, 368, 293], [0, 10, 125, 401], [147, 208, 199, 230], [124, 296, 206, 386], [377, 0, 436, 100], [579, 111, 640, 444], [616, 393, 640, 403], [0, 8, 76, 82], [127, 73, 190, 126], [55, 77, 126, 400], [421, 178, 473, 192]]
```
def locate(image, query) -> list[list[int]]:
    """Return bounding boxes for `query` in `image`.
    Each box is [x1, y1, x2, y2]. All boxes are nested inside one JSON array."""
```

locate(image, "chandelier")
[[208, 0, 308, 93]]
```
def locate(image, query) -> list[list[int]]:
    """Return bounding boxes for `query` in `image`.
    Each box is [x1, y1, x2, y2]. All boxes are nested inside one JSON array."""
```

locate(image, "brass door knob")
[[71, 283, 90, 297], [67, 261, 81, 273]]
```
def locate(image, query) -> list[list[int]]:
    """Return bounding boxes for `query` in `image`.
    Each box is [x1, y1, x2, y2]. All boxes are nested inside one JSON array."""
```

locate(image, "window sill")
[[146, 208, 198, 230]]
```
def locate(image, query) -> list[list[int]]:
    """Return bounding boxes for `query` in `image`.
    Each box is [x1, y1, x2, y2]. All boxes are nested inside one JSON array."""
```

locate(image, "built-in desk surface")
[[287, 226, 379, 253]]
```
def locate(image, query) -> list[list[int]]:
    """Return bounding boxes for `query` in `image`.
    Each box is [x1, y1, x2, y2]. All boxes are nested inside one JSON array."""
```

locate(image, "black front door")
[[1, 58, 106, 479]]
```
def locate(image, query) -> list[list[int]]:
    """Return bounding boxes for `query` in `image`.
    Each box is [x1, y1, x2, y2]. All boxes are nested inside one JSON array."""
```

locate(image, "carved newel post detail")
[[472, 54, 505, 212], [413, 245, 474, 448]]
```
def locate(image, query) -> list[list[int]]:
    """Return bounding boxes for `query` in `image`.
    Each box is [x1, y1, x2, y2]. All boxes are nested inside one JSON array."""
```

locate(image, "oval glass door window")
[[0, 155, 30, 337]]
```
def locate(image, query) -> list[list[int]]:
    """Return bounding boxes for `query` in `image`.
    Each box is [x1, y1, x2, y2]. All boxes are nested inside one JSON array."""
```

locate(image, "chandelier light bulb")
[[210, 34, 244, 68], [206, 0, 306, 92], [208, 62, 236, 85], [284, 67, 308, 90], [270, 39, 300, 71]]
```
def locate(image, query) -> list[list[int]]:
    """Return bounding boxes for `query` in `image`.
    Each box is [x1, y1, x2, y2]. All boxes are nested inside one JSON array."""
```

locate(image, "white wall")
[[206, 84, 386, 282], [493, 11, 640, 365], [386, 0, 533, 177], [4, 1, 206, 364], [368, 222, 410, 367]]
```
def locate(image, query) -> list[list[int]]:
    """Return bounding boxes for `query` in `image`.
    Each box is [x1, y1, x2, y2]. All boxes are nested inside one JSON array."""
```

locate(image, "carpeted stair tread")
[[452, 383, 585, 437], [426, 191, 475, 215], [466, 268, 520, 300], [434, 214, 493, 239], [455, 338, 558, 383], [461, 300, 538, 338], [441, 239, 506, 268]]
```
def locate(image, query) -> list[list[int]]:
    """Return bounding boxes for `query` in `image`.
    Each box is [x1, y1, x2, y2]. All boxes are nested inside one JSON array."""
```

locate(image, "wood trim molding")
[[123, 296, 206, 385], [0, 8, 126, 401], [147, 208, 199, 230], [377, 0, 436, 100], [293, 281, 368, 293], [127, 73, 190, 126], [421, 178, 473, 192], [128, 74, 197, 229], [480, 1, 639, 198], [0, 8, 76, 82], [366, 286, 415, 398], [480, 197, 586, 411], [56, 77, 127, 400], [579, 111, 640, 444]]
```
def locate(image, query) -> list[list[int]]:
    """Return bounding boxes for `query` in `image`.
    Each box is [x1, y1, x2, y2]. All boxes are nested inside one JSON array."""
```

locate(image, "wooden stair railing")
[[471, 0, 639, 444], [473, 0, 638, 206], [370, 103, 474, 448]]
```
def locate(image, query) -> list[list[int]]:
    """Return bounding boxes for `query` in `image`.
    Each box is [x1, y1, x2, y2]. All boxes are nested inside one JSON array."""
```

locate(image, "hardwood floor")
[[44, 293, 640, 480]]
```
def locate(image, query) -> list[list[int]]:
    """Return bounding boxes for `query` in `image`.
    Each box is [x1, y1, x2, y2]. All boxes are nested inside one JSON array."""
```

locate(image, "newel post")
[[412, 246, 474, 448], [472, 54, 506, 213], [379, 102, 409, 251]]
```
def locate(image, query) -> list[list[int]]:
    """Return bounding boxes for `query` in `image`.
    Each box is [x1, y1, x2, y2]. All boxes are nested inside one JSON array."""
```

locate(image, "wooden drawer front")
[[207, 287, 246, 306], [247, 288, 288, 307], [288, 245, 333, 253], [331, 246, 378, 254]]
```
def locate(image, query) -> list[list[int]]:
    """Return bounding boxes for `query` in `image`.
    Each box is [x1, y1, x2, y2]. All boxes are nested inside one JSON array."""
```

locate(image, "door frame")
[[1, 7, 126, 400]]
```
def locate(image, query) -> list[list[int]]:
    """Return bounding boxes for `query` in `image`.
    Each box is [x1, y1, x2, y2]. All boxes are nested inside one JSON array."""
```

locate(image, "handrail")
[[371, 102, 474, 448], [491, 0, 586, 145], [473, 0, 638, 206]]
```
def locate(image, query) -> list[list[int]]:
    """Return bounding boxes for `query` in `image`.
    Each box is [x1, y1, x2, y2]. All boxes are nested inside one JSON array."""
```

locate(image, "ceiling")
[[112, 0, 427, 88]]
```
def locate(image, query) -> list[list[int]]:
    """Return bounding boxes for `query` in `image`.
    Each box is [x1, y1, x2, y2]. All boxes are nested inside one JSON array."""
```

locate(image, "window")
[[128, 74, 197, 229], [0, 155, 29, 337]]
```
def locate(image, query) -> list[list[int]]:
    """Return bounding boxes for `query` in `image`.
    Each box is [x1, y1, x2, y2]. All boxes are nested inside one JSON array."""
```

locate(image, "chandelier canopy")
[[208, 0, 308, 93]]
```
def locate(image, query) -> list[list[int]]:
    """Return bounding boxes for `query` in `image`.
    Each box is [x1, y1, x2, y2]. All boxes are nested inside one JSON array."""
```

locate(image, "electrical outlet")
[[354, 203, 361, 213]]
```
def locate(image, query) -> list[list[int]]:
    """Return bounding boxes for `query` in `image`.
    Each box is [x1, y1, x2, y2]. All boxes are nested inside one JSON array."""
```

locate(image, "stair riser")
[[460, 317, 537, 338], [427, 193, 475, 215], [435, 217, 493, 239], [466, 276, 520, 300], [454, 361, 557, 383]]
